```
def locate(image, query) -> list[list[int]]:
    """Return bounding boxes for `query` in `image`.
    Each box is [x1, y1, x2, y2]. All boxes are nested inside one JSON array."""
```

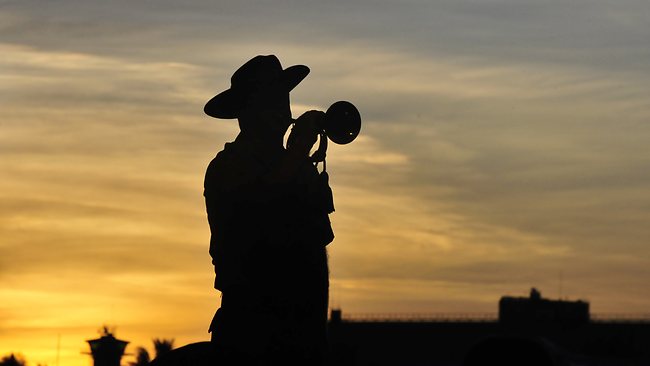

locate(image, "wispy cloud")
[[2, 1, 650, 365]]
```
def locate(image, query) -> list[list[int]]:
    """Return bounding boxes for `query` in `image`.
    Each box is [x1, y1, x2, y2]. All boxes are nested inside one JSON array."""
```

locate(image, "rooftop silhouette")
[[85, 327, 128, 366], [328, 289, 650, 366]]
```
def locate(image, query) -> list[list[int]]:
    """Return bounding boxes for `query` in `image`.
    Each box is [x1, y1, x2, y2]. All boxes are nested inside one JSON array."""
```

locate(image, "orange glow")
[[3, 16, 650, 365]]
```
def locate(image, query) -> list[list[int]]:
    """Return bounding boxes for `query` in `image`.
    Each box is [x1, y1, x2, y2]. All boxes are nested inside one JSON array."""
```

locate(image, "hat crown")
[[204, 55, 309, 119], [231, 55, 283, 93]]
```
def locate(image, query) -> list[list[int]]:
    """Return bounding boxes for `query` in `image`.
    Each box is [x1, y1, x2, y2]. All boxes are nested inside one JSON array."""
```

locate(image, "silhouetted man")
[[203, 55, 334, 366]]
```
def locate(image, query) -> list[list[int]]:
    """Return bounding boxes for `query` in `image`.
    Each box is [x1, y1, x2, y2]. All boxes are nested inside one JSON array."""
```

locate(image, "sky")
[[2, 0, 650, 365]]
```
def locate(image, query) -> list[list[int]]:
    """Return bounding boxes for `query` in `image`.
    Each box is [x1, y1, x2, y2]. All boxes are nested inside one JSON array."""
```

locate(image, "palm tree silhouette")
[[0, 354, 26, 366], [152, 339, 174, 359], [129, 347, 150, 366]]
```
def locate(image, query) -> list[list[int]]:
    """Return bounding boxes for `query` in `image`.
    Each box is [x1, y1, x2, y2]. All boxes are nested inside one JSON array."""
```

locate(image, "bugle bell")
[[321, 101, 362, 145], [288, 101, 361, 164]]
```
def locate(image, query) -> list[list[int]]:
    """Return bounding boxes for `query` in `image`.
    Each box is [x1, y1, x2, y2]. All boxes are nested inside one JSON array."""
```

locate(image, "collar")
[[226, 133, 286, 167]]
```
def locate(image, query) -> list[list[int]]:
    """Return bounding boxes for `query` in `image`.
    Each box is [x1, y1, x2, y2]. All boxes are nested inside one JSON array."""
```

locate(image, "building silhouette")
[[499, 287, 590, 326], [85, 327, 129, 366], [328, 289, 650, 366]]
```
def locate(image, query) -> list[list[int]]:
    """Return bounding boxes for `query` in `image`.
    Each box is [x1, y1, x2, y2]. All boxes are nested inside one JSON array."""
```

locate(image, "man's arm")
[[264, 110, 323, 184]]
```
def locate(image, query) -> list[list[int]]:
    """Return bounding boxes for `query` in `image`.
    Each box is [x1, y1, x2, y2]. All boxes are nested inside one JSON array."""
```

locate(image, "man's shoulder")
[[207, 143, 237, 171], [204, 141, 262, 194], [206, 142, 239, 176]]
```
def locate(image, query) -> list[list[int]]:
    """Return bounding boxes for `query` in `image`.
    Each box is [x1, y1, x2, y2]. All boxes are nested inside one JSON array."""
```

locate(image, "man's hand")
[[287, 110, 324, 157], [264, 110, 324, 184]]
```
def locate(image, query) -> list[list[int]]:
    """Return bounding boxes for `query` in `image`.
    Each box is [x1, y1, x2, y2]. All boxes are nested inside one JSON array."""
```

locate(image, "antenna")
[[559, 270, 564, 300], [56, 333, 61, 366]]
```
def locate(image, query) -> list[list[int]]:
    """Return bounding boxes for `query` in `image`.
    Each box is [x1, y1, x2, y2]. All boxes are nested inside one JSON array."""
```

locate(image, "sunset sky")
[[2, 1, 650, 365]]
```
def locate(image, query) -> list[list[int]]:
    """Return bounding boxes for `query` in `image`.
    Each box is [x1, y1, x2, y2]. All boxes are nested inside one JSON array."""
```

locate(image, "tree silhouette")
[[128, 347, 150, 366], [0, 354, 26, 366], [152, 339, 174, 359]]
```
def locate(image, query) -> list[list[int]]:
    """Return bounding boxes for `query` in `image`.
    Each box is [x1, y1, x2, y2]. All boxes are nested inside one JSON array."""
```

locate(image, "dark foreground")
[[149, 318, 650, 366]]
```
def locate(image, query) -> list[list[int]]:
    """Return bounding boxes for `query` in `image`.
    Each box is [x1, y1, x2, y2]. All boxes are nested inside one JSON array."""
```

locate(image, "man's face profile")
[[240, 81, 292, 138]]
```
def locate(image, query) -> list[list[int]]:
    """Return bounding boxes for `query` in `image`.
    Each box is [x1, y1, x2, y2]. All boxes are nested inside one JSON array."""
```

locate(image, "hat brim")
[[204, 64, 310, 119]]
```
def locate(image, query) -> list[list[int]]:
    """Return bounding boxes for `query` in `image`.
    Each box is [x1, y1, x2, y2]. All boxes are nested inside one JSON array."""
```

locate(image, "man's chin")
[[276, 116, 293, 131]]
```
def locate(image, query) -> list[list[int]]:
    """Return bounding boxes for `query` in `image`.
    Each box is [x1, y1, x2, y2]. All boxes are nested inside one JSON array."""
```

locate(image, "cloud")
[[4, 31, 650, 311], [4, 0, 650, 74], [2, 1, 650, 364]]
